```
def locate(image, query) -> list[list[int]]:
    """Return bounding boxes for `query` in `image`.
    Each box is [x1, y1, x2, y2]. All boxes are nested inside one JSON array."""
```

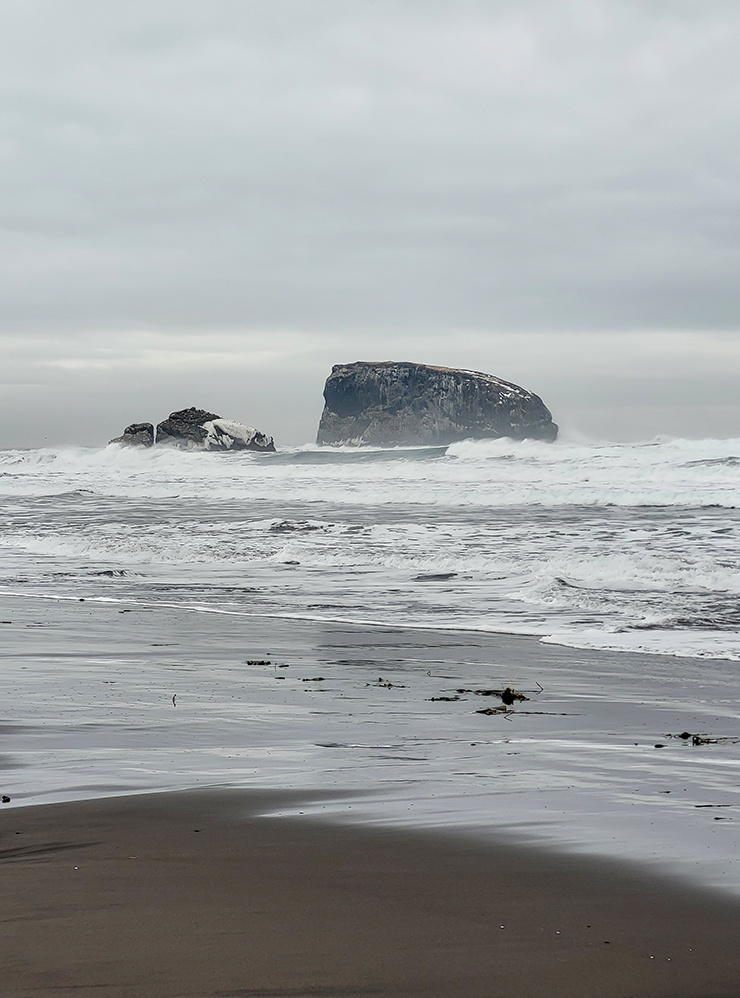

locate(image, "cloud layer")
[[1, 1, 739, 443]]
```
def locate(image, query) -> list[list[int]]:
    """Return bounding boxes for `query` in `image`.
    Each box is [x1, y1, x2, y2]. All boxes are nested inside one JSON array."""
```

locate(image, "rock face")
[[108, 423, 154, 447], [155, 408, 220, 447], [317, 362, 557, 446], [155, 408, 275, 452]]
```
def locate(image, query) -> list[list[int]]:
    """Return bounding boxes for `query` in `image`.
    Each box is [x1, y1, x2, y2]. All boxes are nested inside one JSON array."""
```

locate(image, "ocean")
[[1, 435, 740, 891]]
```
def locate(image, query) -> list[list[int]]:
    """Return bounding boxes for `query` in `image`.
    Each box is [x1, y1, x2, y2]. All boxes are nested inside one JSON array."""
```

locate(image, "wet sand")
[[2, 790, 740, 997]]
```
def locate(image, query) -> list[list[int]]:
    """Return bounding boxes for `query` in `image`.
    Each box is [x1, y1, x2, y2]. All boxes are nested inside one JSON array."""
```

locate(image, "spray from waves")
[[1, 436, 739, 506], [0, 441, 447, 469]]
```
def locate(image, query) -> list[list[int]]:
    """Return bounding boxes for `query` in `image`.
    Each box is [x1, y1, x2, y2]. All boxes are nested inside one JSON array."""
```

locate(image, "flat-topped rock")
[[316, 362, 558, 446]]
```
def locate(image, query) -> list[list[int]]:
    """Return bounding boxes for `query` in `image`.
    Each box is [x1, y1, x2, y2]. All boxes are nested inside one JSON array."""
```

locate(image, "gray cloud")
[[1, 1, 740, 443]]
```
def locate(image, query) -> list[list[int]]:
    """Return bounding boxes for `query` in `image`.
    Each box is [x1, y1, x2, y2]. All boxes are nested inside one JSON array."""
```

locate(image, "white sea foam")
[[543, 628, 740, 661], [1, 435, 739, 659], [1, 434, 739, 506]]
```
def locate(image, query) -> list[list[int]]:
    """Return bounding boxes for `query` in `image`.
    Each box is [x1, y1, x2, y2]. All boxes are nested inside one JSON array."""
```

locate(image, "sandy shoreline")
[[1, 788, 740, 997], [3, 590, 740, 897]]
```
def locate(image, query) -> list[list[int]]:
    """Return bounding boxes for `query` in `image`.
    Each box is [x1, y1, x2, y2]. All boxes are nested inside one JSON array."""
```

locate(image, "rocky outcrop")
[[155, 408, 275, 451], [108, 423, 154, 447], [316, 362, 557, 446], [110, 408, 275, 452], [155, 408, 220, 447]]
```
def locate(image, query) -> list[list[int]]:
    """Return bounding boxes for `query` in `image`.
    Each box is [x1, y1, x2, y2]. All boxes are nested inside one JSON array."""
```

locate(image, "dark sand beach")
[[3, 789, 740, 998]]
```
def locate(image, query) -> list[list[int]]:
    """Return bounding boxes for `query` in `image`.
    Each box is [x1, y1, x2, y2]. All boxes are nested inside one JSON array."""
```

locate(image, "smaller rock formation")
[[108, 422, 154, 447], [316, 362, 557, 446], [109, 408, 275, 451], [156, 408, 275, 452]]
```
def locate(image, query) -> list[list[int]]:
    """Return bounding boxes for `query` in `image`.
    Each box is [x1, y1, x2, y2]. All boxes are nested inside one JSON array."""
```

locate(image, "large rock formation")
[[316, 362, 557, 446], [108, 423, 154, 447], [109, 408, 275, 451], [156, 408, 275, 451]]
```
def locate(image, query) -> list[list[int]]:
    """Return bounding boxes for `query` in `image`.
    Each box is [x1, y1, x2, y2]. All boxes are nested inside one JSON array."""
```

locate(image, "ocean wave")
[[4, 583, 740, 662], [542, 628, 740, 661], [2, 435, 739, 660], [1, 436, 739, 507], [263, 444, 449, 464], [685, 456, 740, 468]]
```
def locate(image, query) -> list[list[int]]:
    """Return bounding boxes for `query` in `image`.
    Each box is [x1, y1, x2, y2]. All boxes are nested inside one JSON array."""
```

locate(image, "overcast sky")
[[2, 0, 740, 446]]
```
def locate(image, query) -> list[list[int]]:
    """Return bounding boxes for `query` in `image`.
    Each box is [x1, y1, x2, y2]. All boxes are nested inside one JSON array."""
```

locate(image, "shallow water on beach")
[[1, 436, 740, 893], [1, 595, 740, 896]]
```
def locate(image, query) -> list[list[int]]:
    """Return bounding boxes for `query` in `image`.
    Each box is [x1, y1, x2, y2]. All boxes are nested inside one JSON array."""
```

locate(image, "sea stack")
[[316, 362, 558, 446]]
